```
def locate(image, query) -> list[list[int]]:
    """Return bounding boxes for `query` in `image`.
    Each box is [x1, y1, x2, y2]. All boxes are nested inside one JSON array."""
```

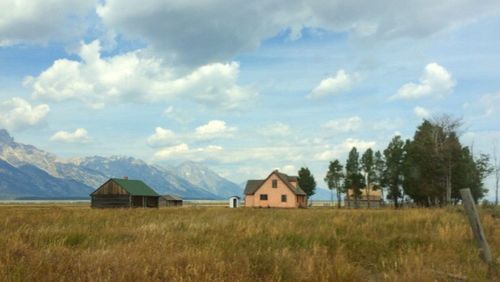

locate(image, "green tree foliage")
[[450, 149, 492, 203], [361, 148, 375, 207], [324, 160, 344, 208], [403, 121, 440, 205], [361, 148, 375, 184], [325, 116, 492, 207], [297, 167, 316, 198], [403, 119, 492, 205], [373, 150, 386, 197], [345, 147, 364, 208], [383, 136, 405, 208]]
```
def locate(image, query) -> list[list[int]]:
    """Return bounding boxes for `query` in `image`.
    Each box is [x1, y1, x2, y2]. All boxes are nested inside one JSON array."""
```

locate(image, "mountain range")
[[0, 129, 334, 200], [0, 129, 243, 199]]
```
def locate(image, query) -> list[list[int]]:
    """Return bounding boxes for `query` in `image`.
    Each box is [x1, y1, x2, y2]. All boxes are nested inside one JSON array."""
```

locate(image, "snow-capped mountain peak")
[[0, 129, 240, 199]]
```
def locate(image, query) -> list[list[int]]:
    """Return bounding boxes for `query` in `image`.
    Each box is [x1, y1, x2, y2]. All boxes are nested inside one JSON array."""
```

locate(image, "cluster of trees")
[[324, 117, 494, 208]]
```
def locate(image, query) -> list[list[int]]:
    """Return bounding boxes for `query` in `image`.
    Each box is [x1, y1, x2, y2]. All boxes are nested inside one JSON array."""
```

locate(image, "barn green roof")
[[111, 178, 160, 196]]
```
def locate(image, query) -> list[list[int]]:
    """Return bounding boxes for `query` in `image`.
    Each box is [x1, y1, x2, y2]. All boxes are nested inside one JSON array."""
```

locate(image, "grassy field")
[[0, 205, 499, 281]]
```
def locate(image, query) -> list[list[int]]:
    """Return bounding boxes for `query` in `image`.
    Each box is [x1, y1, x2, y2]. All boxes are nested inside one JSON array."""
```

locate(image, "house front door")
[[233, 198, 237, 208]]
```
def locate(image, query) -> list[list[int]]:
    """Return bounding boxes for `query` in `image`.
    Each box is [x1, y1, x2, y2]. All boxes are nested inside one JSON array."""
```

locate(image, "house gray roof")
[[244, 171, 306, 196], [244, 180, 264, 194]]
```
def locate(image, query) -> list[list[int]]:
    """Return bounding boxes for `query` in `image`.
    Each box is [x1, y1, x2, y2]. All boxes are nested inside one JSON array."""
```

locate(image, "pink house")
[[244, 170, 307, 208]]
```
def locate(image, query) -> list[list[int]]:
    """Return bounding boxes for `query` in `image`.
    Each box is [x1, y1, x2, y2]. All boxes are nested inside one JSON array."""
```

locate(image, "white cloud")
[[314, 138, 376, 161], [391, 63, 455, 100], [194, 120, 237, 140], [414, 106, 431, 119], [25, 40, 257, 110], [479, 92, 500, 116], [0, 0, 95, 46], [309, 70, 357, 98], [280, 164, 297, 175], [257, 122, 291, 137], [0, 97, 49, 130], [322, 116, 362, 132], [153, 143, 223, 161], [163, 106, 174, 115], [147, 127, 177, 147], [162, 106, 192, 124], [154, 143, 304, 164], [370, 118, 404, 131], [50, 128, 90, 143], [97, 0, 500, 66]]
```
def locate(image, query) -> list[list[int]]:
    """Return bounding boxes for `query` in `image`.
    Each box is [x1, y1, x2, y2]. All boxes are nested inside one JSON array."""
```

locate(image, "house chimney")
[[124, 176, 128, 180]]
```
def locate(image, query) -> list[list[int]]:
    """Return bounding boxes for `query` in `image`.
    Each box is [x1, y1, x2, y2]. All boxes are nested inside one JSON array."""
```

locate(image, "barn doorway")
[[132, 196, 143, 207]]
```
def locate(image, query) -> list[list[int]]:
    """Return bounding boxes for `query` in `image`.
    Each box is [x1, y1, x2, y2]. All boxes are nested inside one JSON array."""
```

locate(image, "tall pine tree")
[[345, 147, 364, 208], [383, 136, 405, 208], [324, 160, 344, 208], [373, 150, 386, 200], [361, 148, 375, 207]]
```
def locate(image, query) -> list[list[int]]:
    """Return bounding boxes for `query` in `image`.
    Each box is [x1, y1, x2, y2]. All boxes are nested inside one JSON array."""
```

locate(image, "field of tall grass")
[[0, 205, 499, 281]]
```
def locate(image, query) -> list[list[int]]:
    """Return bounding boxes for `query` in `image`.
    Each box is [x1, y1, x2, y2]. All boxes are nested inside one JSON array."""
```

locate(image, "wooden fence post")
[[459, 188, 493, 265]]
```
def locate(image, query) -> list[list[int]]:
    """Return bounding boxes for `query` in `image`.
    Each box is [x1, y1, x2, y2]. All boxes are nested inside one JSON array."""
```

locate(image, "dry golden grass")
[[0, 205, 499, 281]]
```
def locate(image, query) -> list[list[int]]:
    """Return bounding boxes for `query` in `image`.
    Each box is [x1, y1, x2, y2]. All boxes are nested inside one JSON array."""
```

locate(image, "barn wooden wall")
[[91, 195, 130, 208], [92, 181, 128, 195]]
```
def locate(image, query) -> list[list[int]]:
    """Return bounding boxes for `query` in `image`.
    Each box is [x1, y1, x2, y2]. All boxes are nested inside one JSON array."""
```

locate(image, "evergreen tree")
[[345, 147, 364, 208], [471, 153, 493, 202], [361, 148, 375, 207], [403, 121, 443, 206], [297, 167, 316, 198], [324, 160, 344, 208], [383, 136, 405, 208], [373, 150, 386, 200], [403, 119, 491, 206]]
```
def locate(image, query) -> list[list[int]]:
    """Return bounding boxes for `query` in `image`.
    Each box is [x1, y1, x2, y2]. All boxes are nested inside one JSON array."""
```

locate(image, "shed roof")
[[111, 178, 160, 196]]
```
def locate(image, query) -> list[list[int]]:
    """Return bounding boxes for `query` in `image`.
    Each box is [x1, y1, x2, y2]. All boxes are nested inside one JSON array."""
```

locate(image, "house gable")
[[91, 179, 129, 196], [245, 170, 306, 196], [251, 172, 298, 208]]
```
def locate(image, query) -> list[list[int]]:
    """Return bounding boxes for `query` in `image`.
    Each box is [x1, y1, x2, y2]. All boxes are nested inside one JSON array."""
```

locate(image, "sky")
[[1, 0, 500, 198]]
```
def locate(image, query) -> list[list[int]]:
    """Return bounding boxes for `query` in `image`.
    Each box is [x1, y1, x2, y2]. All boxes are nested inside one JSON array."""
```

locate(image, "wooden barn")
[[90, 178, 160, 208], [159, 194, 183, 207]]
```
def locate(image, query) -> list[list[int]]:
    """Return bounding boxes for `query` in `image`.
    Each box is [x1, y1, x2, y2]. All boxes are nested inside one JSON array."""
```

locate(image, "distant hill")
[[310, 187, 335, 201], [0, 129, 242, 200], [0, 159, 93, 199], [78, 156, 220, 199], [174, 161, 243, 198]]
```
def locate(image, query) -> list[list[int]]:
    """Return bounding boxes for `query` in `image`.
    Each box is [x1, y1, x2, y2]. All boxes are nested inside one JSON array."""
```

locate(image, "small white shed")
[[229, 196, 240, 208]]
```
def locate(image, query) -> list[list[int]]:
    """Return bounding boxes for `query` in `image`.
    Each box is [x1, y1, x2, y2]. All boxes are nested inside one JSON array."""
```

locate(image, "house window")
[[281, 195, 287, 202], [260, 194, 268, 200], [272, 179, 277, 188]]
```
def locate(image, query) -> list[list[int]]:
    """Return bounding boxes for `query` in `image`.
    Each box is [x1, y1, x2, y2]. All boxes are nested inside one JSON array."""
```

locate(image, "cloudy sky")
[[1, 0, 500, 195]]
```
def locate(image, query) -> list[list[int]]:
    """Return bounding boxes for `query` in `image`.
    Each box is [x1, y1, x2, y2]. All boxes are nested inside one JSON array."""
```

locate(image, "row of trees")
[[323, 117, 494, 208]]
